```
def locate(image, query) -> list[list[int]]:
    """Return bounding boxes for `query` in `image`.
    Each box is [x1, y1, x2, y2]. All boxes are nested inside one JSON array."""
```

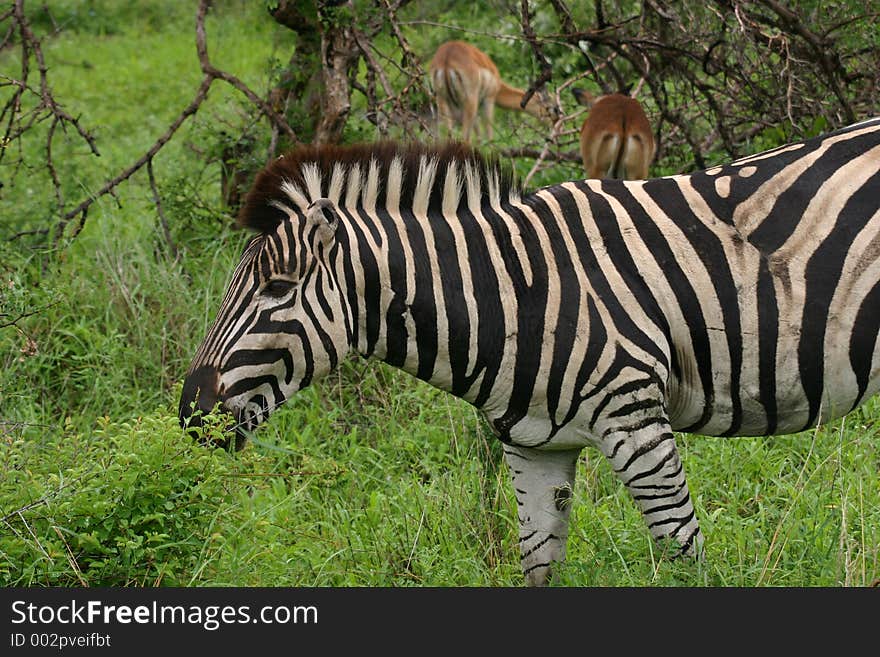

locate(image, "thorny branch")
[[3, 0, 878, 252], [543, 0, 877, 169], [0, 300, 58, 330], [518, 0, 555, 111], [147, 159, 178, 262], [54, 75, 215, 246], [365, 0, 434, 138], [4, 0, 299, 249]]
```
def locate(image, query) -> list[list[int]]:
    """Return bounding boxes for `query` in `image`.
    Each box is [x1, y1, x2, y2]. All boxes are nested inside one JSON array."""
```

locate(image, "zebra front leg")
[[503, 445, 581, 586], [599, 419, 704, 558]]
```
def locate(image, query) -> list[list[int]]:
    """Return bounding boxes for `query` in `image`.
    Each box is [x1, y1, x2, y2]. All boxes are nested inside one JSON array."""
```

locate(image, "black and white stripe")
[[181, 118, 880, 585]]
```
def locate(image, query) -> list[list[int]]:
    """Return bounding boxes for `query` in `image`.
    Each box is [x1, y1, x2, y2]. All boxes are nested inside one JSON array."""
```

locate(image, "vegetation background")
[[1, 0, 878, 587]]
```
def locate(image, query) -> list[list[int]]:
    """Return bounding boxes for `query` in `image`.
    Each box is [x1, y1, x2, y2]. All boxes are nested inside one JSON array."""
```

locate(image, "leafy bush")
[[1, 1, 877, 589], [0, 407, 234, 586]]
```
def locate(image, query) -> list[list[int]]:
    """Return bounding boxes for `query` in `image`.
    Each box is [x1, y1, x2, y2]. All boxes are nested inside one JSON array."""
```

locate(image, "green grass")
[[4, 360, 877, 587], [1, 2, 878, 588]]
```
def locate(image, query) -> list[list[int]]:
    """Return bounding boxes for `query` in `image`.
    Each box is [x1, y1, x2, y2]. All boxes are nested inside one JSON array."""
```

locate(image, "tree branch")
[[519, 0, 555, 109], [50, 0, 300, 245]]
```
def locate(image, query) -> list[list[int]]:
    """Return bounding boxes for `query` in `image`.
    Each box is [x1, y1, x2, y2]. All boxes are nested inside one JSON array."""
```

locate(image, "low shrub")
[[0, 407, 234, 586]]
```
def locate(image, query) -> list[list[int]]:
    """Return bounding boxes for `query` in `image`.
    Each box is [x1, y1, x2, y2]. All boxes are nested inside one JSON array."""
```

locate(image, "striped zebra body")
[[180, 118, 880, 585]]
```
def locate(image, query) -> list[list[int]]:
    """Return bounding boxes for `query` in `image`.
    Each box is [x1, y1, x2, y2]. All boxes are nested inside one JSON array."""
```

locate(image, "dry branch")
[[519, 0, 556, 111], [4, 0, 878, 251], [4, 0, 300, 249], [543, 0, 877, 170]]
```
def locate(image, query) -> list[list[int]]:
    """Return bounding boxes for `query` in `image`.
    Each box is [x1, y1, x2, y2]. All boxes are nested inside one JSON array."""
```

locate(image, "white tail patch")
[[446, 70, 462, 105], [602, 134, 621, 177]]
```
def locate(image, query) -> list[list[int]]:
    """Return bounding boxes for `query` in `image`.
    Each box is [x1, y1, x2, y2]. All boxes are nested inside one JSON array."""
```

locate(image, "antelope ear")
[[571, 87, 595, 108], [306, 198, 339, 245]]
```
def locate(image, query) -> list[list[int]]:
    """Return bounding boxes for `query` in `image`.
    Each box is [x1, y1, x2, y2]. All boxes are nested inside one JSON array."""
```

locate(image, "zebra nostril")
[[179, 364, 223, 431], [179, 365, 246, 451]]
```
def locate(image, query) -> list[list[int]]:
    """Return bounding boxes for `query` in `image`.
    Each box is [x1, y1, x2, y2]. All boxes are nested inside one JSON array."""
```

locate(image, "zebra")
[[180, 118, 880, 586]]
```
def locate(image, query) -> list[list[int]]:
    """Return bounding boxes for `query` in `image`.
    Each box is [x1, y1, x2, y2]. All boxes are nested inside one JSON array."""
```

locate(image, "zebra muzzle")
[[178, 364, 245, 451]]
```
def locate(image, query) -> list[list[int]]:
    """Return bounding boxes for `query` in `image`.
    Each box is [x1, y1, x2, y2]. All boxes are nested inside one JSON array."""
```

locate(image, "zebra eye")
[[262, 279, 295, 298]]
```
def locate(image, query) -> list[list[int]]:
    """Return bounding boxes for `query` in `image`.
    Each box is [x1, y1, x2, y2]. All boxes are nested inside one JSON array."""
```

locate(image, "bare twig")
[[519, 0, 555, 110], [10, 0, 99, 157], [7, 0, 299, 248], [147, 159, 179, 261], [5, 0, 878, 250], [53, 525, 88, 587], [500, 147, 581, 163], [0, 299, 60, 330], [541, 0, 876, 170], [54, 74, 215, 246], [194, 0, 297, 143], [756, 0, 856, 123]]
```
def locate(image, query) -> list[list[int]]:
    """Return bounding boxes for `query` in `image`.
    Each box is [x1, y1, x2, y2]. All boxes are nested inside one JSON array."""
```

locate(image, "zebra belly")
[[667, 320, 880, 438], [480, 408, 594, 450]]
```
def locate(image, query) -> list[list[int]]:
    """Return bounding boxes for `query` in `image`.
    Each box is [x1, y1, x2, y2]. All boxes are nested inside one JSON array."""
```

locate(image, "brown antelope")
[[429, 40, 558, 142], [572, 88, 655, 179]]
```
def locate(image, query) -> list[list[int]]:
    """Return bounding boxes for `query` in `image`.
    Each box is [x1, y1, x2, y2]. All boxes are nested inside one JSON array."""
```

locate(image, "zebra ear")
[[306, 198, 339, 245]]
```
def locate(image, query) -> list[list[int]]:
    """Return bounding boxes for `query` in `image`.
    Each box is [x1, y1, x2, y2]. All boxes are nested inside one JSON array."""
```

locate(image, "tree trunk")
[[270, 0, 360, 146]]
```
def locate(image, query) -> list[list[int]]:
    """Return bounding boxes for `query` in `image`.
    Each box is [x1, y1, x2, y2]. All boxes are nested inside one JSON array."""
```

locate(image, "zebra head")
[[179, 186, 351, 450]]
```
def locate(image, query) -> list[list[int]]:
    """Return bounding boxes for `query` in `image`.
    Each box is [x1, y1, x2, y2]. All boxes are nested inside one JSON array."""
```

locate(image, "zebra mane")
[[237, 141, 521, 233]]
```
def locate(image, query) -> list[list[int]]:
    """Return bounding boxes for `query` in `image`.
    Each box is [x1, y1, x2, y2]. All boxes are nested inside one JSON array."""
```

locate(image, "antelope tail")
[[432, 67, 462, 108]]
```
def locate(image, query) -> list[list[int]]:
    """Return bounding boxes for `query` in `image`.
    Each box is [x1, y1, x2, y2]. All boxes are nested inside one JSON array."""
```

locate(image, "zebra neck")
[[336, 204, 515, 406]]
